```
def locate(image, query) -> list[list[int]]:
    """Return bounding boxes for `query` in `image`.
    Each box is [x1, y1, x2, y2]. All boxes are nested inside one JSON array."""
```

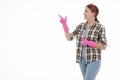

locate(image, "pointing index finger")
[[58, 15, 62, 18]]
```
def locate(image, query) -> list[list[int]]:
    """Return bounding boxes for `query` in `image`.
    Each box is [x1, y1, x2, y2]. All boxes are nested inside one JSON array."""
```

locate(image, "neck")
[[87, 18, 95, 26]]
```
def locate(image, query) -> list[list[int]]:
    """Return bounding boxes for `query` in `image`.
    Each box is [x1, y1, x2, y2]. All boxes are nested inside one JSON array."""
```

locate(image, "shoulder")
[[80, 22, 86, 26], [77, 22, 86, 28], [95, 22, 106, 33], [95, 22, 105, 29]]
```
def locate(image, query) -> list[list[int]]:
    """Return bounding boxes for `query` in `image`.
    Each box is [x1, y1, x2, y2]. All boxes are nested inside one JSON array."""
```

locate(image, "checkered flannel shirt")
[[70, 21, 107, 63]]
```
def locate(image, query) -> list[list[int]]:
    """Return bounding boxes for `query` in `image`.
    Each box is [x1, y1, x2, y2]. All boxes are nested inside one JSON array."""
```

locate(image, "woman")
[[58, 4, 107, 80]]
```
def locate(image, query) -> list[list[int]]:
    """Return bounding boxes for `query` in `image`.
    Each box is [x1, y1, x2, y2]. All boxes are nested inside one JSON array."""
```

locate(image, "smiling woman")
[[0, 0, 119, 80], [59, 3, 107, 80]]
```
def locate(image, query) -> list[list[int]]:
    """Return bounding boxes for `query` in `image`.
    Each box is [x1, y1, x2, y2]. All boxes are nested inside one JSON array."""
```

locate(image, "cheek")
[[84, 12, 88, 16], [87, 13, 93, 18], [85, 13, 90, 18]]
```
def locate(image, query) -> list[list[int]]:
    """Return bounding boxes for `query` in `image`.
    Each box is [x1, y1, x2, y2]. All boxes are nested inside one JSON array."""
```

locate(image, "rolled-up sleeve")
[[69, 24, 82, 40], [70, 29, 78, 40], [98, 26, 107, 47]]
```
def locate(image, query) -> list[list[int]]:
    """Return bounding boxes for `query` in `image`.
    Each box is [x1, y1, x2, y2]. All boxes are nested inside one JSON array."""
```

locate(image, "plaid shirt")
[[70, 21, 107, 63]]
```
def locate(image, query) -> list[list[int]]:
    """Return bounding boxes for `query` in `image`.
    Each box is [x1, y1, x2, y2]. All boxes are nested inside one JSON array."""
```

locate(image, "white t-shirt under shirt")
[[82, 26, 90, 58]]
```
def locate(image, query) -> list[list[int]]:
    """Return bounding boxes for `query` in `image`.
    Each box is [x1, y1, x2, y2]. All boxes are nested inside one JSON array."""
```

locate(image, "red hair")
[[90, 4, 97, 17], [87, 4, 99, 22]]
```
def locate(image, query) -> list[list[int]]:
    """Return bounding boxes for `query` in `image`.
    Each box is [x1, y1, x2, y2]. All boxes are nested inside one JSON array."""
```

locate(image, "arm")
[[82, 26, 107, 50], [96, 42, 106, 50], [96, 26, 107, 50], [58, 15, 78, 41], [58, 15, 71, 41], [82, 38, 106, 50], [65, 32, 71, 41]]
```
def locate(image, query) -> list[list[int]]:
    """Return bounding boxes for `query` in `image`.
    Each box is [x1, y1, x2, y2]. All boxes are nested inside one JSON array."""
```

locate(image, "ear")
[[92, 12, 96, 17]]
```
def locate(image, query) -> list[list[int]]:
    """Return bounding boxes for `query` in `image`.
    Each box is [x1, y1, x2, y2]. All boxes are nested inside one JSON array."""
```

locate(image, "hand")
[[82, 37, 96, 48], [82, 37, 87, 46], [58, 15, 69, 32], [58, 15, 67, 25]]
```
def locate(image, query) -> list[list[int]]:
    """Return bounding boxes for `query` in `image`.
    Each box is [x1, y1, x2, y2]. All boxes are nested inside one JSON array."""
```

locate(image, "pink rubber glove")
[[58, 15, 69, 32], [82, 37, 97, 48]]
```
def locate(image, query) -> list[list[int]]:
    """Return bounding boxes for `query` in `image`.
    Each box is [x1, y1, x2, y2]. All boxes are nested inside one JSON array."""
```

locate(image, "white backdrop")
[[0, 0, 120, 80]]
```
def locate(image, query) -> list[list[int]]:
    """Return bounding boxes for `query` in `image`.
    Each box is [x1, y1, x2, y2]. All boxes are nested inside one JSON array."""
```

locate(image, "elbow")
[[65, 32, 71, 41], [66, 38, 71, 41], [102, 47, 106, 50], [102, 46, 107, 50], [96, 43, 107, 50]]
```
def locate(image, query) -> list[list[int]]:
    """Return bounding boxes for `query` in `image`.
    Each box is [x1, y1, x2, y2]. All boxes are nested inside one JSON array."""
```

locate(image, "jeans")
[[79, 57, 101, 80]]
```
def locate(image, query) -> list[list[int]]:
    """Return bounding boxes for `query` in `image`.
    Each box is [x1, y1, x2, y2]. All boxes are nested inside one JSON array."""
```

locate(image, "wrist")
[[63, 24, 69, 32], [62, 23, 67, 26]]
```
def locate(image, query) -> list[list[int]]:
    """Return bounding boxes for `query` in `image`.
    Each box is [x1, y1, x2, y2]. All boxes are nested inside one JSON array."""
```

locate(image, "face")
[[84, 7, 95, 20]]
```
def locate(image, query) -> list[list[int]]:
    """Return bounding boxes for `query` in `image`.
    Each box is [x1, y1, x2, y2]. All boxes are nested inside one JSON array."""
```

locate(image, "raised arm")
[[58, 15, 71, 41]]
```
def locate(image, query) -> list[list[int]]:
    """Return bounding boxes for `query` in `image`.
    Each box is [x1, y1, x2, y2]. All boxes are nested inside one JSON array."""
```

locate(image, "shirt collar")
[[84, 21, 98, 28]]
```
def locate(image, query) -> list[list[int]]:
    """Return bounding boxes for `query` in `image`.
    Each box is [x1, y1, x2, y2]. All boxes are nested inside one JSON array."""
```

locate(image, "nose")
[[84, 11, 86, 15]]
